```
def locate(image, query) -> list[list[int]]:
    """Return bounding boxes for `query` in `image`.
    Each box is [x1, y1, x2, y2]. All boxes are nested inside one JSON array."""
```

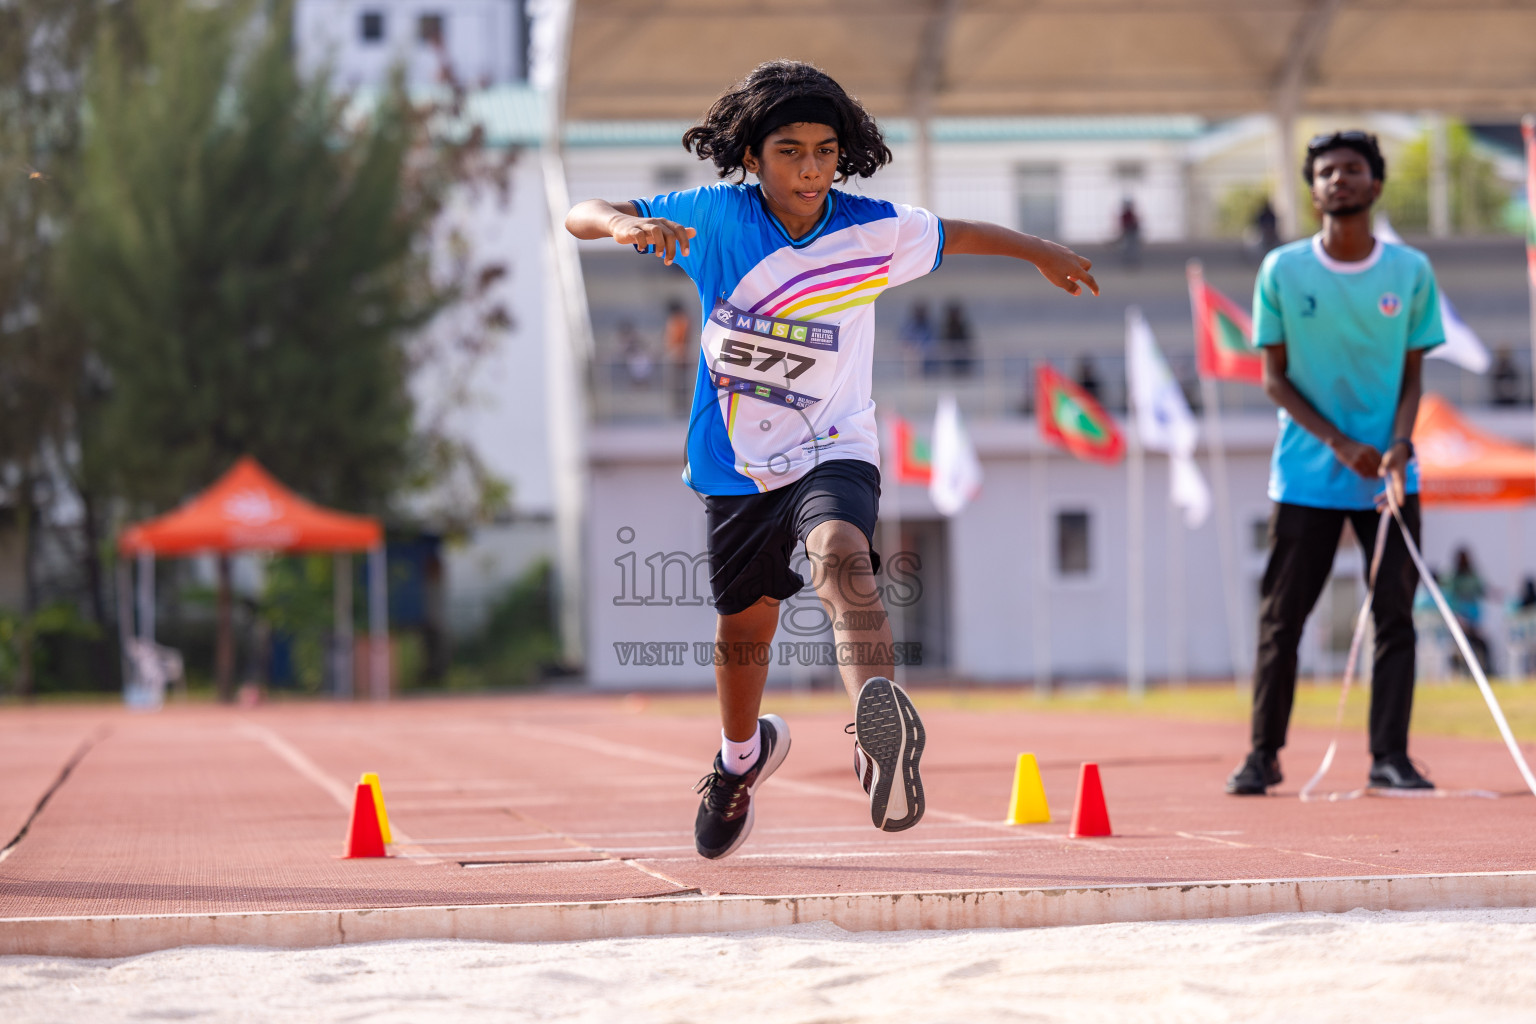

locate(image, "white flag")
[[1127, 307, 1198, 456], [929, 394, 982, 516], [1168, 453, 1212, 529], [1126, 307, 1210, 527], [1375, 215, 1490, 374]]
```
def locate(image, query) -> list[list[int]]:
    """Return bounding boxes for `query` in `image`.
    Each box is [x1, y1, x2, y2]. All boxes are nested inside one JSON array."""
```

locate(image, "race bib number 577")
[[702, 298, 839, 410]]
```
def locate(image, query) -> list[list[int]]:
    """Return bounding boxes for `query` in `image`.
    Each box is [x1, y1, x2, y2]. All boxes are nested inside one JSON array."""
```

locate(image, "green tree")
[[61, 0, 510, 698], [0, 1, 127, 696], [1380, 121, 1515, 235], [64, 0, 439, 515]]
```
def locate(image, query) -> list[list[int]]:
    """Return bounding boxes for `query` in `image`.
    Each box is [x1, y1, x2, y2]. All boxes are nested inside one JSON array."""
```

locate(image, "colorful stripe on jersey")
[[748, 254, 892, 321]]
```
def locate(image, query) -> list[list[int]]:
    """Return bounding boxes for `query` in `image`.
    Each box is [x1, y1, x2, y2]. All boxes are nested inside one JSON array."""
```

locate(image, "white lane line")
[[505, 721, 1018, 832], [393, 832, 1065, 860], [237, 723, 438, 864], [406, 820, 1028, 846], [645, 848, 1004, 863], [1169, 828, 1393, 872]]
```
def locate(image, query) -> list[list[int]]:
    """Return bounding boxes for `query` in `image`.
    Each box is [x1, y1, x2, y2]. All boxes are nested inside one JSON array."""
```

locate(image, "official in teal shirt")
[[1227, 130, 1444, 799], [1254, 235, 1444, 508]]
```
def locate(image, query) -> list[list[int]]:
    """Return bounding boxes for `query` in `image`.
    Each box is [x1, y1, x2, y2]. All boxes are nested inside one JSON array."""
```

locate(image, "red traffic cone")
[[1068, 762, 1112, 838], [342, 782, 388, 858]]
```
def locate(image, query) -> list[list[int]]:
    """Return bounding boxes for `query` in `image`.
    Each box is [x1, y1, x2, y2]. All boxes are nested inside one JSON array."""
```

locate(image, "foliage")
[[0, 602, 101, 694], [448, 560, 559, 689], [61, 0, 514, 521], [1214, 182, 1272, 239], [259, 555, 338, 693], [1379, 121, 1515, 235], [0, 1, 115, 481]]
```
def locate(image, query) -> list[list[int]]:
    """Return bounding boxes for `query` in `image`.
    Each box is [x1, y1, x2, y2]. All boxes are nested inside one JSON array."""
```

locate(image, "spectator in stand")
[[1118, 198, 1142, 268], [940, 300, 975, 376], [663, 298, 693, 415], [1252, 198, 1281, 256], [1517, 576, 1536, 611], [1074, 355, 1101, 401], [1445, 547, 1491, 673], [617, 320, 654, 385], [1490, 346, 1521, 407], [898, 301, 937, 377]]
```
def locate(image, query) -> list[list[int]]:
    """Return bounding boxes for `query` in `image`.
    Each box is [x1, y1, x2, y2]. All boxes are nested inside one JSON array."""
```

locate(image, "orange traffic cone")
[[1068, 762, 1112, 838], [342, 781, 387, 858]]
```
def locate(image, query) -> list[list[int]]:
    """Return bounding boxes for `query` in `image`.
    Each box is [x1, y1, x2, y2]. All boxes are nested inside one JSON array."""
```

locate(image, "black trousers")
[[1251, 498, 1421, 757]]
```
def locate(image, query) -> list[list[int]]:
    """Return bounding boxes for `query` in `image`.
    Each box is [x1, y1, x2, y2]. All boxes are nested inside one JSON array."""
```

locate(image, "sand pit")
[[4, 907, 1535, 1023]]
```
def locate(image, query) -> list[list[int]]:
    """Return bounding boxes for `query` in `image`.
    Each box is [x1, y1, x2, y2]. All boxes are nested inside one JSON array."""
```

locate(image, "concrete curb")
[[5, 871, 1535, 958]]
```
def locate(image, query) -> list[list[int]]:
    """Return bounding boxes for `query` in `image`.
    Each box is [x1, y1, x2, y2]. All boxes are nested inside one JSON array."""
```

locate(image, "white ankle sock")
[[721, 725, 761, 773]]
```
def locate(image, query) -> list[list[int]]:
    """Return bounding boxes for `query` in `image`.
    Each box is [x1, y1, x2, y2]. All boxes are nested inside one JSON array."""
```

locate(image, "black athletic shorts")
[[703, 459, 882, 616]]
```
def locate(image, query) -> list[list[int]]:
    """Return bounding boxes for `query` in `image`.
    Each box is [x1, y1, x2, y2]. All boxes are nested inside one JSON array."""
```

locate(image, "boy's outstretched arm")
[[566, 198, 697, 266], [941, 218, 1098, 297]]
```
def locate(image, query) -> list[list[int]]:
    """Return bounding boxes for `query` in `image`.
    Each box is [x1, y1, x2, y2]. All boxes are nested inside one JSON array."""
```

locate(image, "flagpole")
[[1167, 488, 1187, 688], [1124, 307, 1147, 701], [1127, 413, 1146, 700], [1524, 116, 1536, 493], [1201, 376, 1249, 690], [1032, 443, 1051, 697]]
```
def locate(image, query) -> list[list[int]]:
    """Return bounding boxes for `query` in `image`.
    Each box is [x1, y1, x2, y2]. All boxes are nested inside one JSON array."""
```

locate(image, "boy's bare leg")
[[806, 518, 923, 831], [715, 596, 780, 741], [804, 520, 895, 706]]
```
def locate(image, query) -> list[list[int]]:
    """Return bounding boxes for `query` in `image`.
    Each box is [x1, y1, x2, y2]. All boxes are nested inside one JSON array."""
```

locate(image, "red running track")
[[1, 690, 1533, 920]]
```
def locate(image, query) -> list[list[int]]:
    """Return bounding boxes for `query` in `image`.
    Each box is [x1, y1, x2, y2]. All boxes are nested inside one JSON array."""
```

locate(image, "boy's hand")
[[1376, 441, 1410, 508], [1032, 240, 1098, 297], [610, 215, 696, 266], [1331, 437, 1382, 479]]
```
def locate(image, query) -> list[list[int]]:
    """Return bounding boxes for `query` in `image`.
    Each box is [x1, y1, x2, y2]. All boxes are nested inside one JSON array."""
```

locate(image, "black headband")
[[752, 97, 841, 148]]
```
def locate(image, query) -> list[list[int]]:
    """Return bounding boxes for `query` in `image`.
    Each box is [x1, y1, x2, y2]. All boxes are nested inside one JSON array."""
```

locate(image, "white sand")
[[5, 908, 1536, 1023]]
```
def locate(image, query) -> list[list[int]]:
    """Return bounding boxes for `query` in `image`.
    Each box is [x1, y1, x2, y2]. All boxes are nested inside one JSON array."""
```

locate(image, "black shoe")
[[1225, 751, 1282, 795], [692, 714, 790, 859], [1368, 752, 1434, 790], [854, 678, 925, 831]]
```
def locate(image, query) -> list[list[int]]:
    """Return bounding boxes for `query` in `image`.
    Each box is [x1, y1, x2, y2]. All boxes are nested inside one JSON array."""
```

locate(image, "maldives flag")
[[1523, 116, 1536, 289], [886, 414, 932, 485], [1035, 364, 1125, 464], [1187, 260, 1263, 386]]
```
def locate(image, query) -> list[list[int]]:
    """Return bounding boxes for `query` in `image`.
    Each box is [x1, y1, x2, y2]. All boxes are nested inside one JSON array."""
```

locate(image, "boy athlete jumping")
[[567, 61, 1097, 859]]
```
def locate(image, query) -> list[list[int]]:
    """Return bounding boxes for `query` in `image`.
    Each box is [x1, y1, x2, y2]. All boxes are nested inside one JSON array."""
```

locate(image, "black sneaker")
[[853, 678, 925, 831], [692, 714, 790, 859], [1225, 750, 1282, 795], [1368, 752, 1434, 790]]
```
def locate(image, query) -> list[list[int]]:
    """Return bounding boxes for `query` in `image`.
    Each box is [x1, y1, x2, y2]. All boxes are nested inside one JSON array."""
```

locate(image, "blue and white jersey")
[[631, 183, 945, 495]]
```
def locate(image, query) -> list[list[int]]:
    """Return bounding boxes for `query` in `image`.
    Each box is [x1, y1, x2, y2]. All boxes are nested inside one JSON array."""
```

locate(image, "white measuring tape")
[[1298, 490, 1536, 802]]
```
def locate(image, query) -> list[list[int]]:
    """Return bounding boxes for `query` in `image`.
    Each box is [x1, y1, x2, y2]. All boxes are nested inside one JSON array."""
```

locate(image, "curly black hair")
[[681, 60, 892, 183], [1302, 130, 1387, 184]]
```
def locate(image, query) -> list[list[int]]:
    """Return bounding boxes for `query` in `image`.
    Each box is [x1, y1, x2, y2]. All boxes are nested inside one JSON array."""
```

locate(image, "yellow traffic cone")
[[360, 772, 392, 844], [1005, 753, 1051, 824]]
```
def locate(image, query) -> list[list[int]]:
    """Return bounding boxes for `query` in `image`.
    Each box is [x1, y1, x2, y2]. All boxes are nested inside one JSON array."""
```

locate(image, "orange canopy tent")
[[1414, 393, 1536, 507], [119, 457, 382, 555], [116, 457, 389, 699]]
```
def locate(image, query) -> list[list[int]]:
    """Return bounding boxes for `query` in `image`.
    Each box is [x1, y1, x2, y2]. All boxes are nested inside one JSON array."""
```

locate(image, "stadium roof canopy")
[[564, 0, 1536, 122]]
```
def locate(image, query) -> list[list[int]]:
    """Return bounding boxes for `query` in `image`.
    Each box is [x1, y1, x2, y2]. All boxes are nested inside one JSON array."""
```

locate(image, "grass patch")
[[638, 679, 1536, 744]]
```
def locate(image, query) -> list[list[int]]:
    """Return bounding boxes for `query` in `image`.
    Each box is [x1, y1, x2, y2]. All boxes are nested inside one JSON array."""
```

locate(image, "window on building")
[[1056, 510, 1091, 577], [1251, 517, 1269, 553], [359, 10, 385, 43], [418, 12, 445, 45], [1015, 164, 1059, 238]]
